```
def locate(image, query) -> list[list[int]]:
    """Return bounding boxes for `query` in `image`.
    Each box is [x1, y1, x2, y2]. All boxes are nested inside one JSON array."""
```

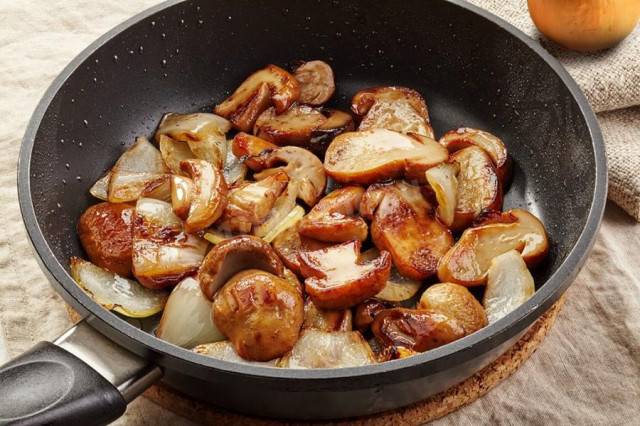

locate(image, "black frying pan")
[[5, 0, 606, 424]]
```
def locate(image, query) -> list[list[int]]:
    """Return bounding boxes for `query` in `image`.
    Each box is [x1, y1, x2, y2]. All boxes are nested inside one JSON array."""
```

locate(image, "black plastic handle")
[[0, 342, 126, 426]]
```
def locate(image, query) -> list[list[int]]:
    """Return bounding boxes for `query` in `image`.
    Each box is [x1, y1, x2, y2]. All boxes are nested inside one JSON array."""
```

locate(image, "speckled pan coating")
[[18, 0, 606, 420]]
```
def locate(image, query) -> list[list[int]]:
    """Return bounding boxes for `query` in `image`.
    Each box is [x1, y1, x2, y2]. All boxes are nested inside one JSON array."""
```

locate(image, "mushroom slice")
[[89, 172, 110, 200], [254, 105, 327, 147], [351, 86, 434, 138], [440, 128, 512, 187], [217, 171, 289, 232], [156, 277, 224, 348], [213, 269, 304, 362], [371, 308, 465, 352], [299, 239, 392, 309], [360, 248, 422, 302], [180, 159, 229, 233], [418, 283, 487, 335], [309, 109, 355, 156], [132, 198, 209, 290], [70, 257, 168, 318], [198, 235, 285, 300], [483, 250, 535, 324], [170, 175, 194, 220], [353, 298, 400, 333], [271, 225, 332, 276], [231, 132, 278, 171], [155, 112, 231, 169], [108, 137, 169, 203], [214, 64, 300, 132], [298, 186, 368, 243], [278, 330, 376, 369], [293, 60, 335, 106], [252, 146, 326, 207], [192, 341, 279, 366], [324, 129, 448, 185], [449, 146, 503, 232], [303, 298, 353, 332], [141, 174, 172, 202], [222, 140, 247, 186], [425, 163, 459, 228], [360, 181, 453, 281], [437, 209, 549, 286], [159, 134, 195, 176]]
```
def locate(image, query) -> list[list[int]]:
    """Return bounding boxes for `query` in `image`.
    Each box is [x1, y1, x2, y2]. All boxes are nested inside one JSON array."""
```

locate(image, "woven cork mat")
[[68, 294, 564, 425]]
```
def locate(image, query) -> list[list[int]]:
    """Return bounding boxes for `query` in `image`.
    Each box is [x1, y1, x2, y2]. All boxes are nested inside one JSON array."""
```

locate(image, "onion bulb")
[[70, 257, 168, 318], [156, 277, 224, 348], [528, 0, 640, 51]]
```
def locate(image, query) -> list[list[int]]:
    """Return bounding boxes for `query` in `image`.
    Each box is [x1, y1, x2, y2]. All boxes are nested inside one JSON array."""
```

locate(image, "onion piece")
[[132, 198, 209, 290], [203, 229, 232, 245], [108, 137, 168, 203], [222, 140, 247, 186], [192, 341, 279, 366], [483, 250, 535, 323], [360, 248, 423, 302], [278, 330, 376, 369], [425, 163, 459, 228], [253, 185, 297, 239], [70, 257, 168, 318], [159, 134, 195, 176], [156, 277, 224, 348], [89, 172, 110, 200]]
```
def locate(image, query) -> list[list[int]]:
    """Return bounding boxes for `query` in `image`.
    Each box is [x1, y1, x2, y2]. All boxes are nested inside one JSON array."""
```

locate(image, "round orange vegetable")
[[528, 0, 640, 52]]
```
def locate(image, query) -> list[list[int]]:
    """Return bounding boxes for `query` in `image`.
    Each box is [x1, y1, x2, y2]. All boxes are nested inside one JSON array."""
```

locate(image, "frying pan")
[[5, 0, 606, 424]]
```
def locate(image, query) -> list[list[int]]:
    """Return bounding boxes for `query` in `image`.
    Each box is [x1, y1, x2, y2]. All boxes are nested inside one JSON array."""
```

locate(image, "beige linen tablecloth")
[[1, 1, 639, 425]]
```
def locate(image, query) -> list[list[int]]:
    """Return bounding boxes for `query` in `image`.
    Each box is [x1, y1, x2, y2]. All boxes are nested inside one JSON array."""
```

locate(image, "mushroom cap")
[[198, 235, 285, 300]]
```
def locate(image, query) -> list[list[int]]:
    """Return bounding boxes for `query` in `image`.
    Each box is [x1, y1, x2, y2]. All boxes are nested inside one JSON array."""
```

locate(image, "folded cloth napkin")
[[0, 1, 639, 426], [467, 0, 640, 221]]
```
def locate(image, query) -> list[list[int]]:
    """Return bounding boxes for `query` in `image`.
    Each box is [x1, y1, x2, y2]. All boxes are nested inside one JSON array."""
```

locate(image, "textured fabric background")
[[0, 0, 639, 425]]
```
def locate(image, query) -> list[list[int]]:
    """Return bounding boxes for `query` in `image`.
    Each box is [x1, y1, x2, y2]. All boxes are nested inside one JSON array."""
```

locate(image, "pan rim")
[[18, 0, 607, 382]]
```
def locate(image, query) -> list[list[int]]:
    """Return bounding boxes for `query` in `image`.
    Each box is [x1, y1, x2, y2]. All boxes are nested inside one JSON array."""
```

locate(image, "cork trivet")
[[68, 294, 565, 425]]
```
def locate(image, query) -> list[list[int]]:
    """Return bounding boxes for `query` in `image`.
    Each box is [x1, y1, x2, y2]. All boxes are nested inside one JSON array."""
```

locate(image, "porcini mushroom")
[[448, 146, 503, 232], [214, 64, 300, 132], [351, 86, 434, 138], [298, 186, 368, 242], [198, 235, 285, 300], [293, 60, 336, 106], [360, 181, 453, 281], [440, 128, 512, 188], [437, 209, 549, 286], [299, 239, 391, 309], [213, 269, 304, 361], [371, 308, 465, 352], [323, 129, 448, 185]]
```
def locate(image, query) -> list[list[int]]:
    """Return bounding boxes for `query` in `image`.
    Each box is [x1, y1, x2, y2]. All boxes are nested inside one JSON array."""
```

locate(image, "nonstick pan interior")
[[19, 0, 605, 419]]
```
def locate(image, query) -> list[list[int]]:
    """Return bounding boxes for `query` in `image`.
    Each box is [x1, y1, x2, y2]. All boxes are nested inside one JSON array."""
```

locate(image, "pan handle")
[[0, 320, 162, 426]]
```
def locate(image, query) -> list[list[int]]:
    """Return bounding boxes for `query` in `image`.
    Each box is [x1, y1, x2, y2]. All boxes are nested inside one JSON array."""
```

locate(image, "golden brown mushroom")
[[198, 235, 285, 300], [214, 64, 300, 132], [351, 86, 434, 138], [418, 283, 487, 335], [448, 146, 503, 232], [371, 308, 465, 352], [293, 60, 335, 106], [271, 225, 331, 276], [323, 129, 448, 185], [213, 269, 304, 361], [440, 128, 512, 187], [360, 181, 453, 281], [299, 239, 391, 309], [298, 186, 368, 243], [437, 209, 549, 286]]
